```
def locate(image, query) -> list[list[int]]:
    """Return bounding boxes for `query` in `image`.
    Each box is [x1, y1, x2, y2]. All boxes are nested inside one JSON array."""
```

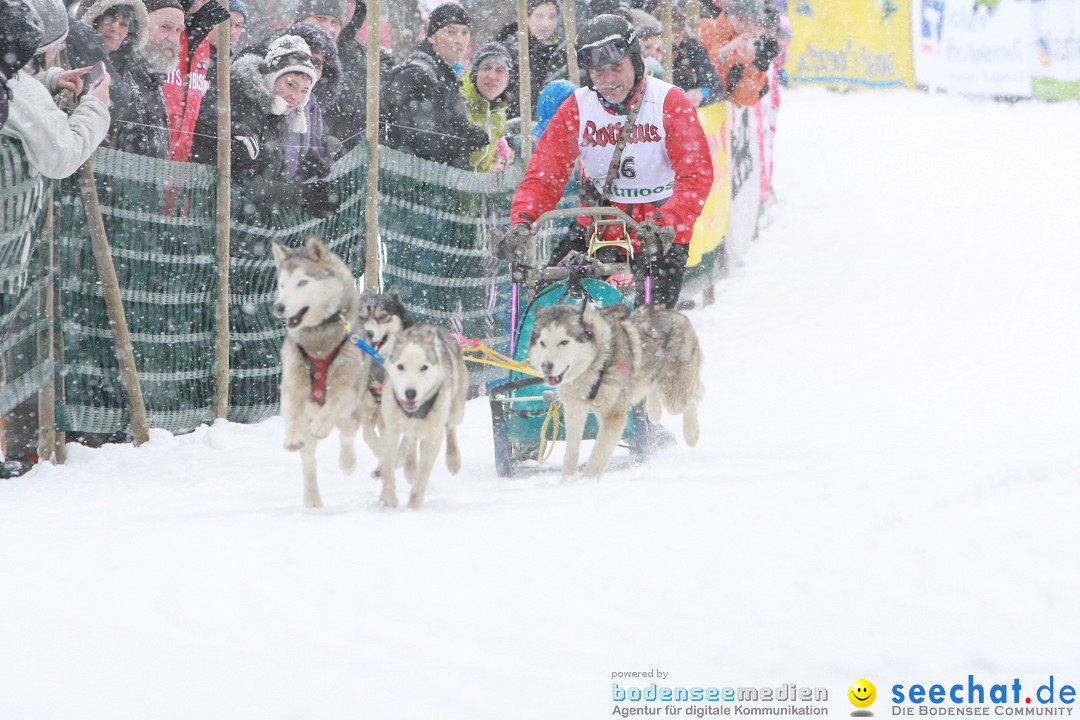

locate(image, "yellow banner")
[[788, 0, 914, 89], [688, 101, 730, 267]]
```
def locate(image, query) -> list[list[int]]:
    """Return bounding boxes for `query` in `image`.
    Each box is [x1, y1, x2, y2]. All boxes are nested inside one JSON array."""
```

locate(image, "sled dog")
[[528, 303, 704, 480], [377, 325, 467, 509], [272, 237, 367, 508], [355, 289, 414, 470]]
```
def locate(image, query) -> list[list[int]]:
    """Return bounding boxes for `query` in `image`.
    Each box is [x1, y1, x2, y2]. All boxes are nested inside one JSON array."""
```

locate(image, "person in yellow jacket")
[[460, 41, 513, 172]]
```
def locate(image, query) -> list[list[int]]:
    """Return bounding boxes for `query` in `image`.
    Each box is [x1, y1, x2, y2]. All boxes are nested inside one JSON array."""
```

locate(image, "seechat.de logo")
[[850, 679, 877, 716]]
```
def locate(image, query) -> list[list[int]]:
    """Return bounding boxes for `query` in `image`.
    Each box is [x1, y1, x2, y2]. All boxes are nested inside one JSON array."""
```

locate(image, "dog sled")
[[485, 207, 668, 478]]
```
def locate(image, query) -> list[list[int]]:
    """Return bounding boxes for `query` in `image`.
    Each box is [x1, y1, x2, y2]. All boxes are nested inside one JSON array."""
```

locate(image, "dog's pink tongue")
[[546, 376, 561, 386]]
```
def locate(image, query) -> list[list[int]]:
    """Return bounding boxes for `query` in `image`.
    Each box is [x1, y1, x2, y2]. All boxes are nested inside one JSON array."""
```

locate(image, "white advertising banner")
[[911, 0, 1033, 96], [1031, 0, 1080, 100]]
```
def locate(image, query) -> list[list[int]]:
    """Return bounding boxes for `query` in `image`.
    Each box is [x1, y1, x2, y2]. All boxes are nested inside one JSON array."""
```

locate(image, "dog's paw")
[[379, 487, 398, 508], [284, 435, 305, 452], [407, 492, 424, 510], [304, 494, 324, 509]]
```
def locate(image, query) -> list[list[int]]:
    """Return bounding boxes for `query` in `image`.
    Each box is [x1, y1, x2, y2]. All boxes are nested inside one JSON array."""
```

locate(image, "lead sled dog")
[[528, 303, 704, 480], [377, 325, 467, 509], [272, 237, 368, 508]]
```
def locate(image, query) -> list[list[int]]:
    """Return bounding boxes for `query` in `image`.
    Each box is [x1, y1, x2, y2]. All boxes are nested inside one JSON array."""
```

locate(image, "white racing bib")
[[575, 77, 676, 205]]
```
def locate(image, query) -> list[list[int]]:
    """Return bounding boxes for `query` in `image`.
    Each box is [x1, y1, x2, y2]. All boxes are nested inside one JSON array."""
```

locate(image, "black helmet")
[[574, 13, 644, 88]]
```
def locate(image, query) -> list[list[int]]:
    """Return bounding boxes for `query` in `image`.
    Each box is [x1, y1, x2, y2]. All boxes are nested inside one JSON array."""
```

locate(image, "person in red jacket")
[[501, 14, 713, 308], [161, 0, 227, 162]]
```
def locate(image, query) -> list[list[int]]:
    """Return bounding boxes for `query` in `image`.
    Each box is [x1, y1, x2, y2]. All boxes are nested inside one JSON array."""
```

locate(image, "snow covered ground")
[[2, 89, 1079, 719]]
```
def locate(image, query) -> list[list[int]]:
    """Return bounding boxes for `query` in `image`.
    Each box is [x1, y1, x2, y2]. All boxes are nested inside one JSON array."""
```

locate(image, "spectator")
[[495, 0, 566, 120], [635, 16, 724, 107], [329, 0, 393, 152], [162, 0, 229, 162], [381, 3, 488, 169], [196, 23, 342, 182], [226, 34, 338, 217], [0, 0, 45, 131], [105, 0, 183, 158], [202, 0, 246, 98], [461, 41, 513, 172], [205, 0, 246, 56], [1, 0, 112, 479], [2, 0, 112, 177], [68, 0, 145, 121], [530, 77, 575, 145], [295, 0, 345, 42], [699, 0, 780, 106]]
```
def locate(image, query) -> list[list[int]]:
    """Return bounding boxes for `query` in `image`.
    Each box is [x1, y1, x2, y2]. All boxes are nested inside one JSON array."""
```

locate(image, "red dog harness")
[[296, 337, 349, 406]]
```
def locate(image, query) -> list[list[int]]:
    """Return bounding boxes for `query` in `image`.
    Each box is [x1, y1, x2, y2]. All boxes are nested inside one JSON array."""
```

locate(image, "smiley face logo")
[[848, 679, 876, 709]]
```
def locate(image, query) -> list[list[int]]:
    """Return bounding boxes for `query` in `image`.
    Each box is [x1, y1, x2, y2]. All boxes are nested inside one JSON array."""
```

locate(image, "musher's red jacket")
[[510, 78, 714, 250]]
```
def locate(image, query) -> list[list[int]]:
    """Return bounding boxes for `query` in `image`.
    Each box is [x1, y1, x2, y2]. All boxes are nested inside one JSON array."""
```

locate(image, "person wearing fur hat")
[[194, 22, 342, 184], [381, 2, 488, 169], [461, 42, 513, 172], [102, 0, 183, 158], [224, 34, 338, 217], [495, 0, 567, 121]]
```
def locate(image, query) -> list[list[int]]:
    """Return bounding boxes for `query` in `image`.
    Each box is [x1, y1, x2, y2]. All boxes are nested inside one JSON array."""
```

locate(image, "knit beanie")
[[471, 41, 511, 73], [229, 0, 247, 21], [143, 0, 183, 12], [426, 2, 470, 36], [295, 0, 347, 23], [260, 34, 318, 132], [0, 0, 44, 80], [23, 0, 68, 53]]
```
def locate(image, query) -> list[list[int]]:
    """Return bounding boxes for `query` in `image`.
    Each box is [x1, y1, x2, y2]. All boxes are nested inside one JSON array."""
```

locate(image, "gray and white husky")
[[271, 237, 368, 508], [377, 325, 468, 509], [355, 289, 415, 471], [528, 303, 704, 480]]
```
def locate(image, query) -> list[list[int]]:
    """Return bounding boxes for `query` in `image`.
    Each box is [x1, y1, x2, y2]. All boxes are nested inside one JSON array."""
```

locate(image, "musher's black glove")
[[636, 220, 676, 261], [495, 222, 532, 260]]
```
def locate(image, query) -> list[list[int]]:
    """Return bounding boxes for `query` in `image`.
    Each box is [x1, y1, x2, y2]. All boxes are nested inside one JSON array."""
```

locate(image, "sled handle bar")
[[529, 207, 640, 233]]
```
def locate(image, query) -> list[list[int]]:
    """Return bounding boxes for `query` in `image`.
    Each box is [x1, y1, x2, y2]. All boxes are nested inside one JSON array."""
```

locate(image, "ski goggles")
[[576, 33, 636, 69]]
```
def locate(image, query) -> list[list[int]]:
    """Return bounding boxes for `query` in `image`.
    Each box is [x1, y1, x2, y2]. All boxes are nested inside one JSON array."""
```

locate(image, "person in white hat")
[[227, 34, 338, 217]]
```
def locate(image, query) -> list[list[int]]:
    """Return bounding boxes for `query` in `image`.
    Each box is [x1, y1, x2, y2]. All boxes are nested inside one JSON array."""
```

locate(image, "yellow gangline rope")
[[457, 337, 543, 378], [537, 401, 561, 464]]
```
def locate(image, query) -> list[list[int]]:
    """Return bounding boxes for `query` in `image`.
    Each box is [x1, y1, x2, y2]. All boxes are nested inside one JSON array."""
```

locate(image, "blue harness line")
[[347, 331, 385, 366]]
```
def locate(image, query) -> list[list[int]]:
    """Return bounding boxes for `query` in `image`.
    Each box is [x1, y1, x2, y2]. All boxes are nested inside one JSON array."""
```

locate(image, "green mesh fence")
[[0, 137, 48, 418]]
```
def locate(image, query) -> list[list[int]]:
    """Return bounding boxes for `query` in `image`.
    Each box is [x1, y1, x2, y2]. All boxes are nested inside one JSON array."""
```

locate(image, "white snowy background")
[[2, 88, 1079, 719]]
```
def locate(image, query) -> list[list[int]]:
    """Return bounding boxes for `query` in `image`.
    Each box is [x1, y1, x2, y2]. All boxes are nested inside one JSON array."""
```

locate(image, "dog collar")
[[297, 336, 349, 406], [396, 391, 439, 419]]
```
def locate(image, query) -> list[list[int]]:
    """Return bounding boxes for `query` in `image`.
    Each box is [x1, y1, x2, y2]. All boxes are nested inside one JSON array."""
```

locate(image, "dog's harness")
[[296, 336, 349, 406], [396, 391, 439, 419], [586, 356, 631, 400]]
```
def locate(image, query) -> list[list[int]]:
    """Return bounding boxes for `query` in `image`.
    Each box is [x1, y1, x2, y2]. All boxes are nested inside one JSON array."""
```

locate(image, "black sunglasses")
[[576, 34, 635, 69]]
